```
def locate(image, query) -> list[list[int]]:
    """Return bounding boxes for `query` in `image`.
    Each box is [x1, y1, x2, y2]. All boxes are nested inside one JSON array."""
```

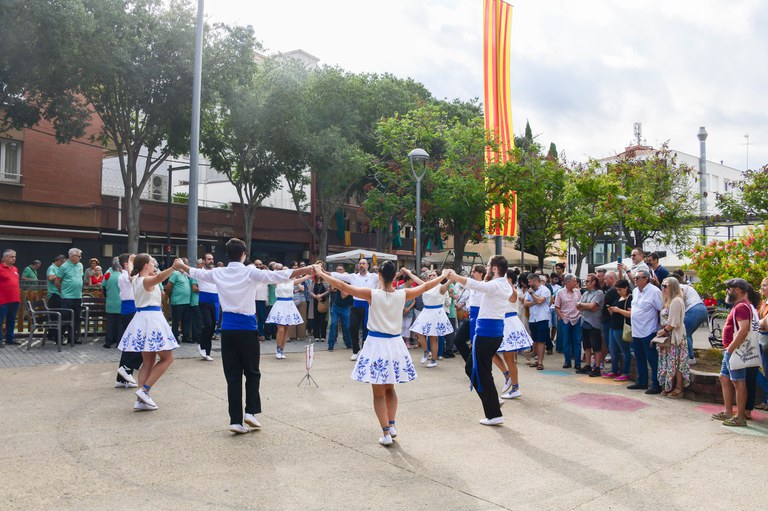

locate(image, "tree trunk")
[[242, 203, 255, 260], [318, 225, 328, 262], [574, 247, 583, 277], [452, 229, 468, 272], [127, 191, 142, 254]]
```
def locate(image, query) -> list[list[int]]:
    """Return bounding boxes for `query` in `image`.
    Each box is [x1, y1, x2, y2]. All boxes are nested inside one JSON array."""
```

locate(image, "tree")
[[715, 164, 768, 222], [605, 144, 697, 250]]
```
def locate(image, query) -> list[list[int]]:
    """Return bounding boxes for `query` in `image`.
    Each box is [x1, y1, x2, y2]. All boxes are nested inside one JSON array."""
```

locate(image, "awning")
[[326, 249, 397, 264]]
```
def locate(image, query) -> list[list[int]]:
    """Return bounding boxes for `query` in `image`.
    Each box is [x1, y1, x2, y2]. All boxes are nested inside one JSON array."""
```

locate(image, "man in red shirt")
[[713, 278, 758, 427], [0, 249, 21, 346]]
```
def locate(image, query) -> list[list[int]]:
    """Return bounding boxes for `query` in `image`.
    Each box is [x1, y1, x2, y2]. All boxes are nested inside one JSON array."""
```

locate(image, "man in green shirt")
[[55, 248, 84, 344], [45, 255, 66, 341], [166, 266, 192, 343], [101, 257, 122, 348], [21, 260, 41, 281]]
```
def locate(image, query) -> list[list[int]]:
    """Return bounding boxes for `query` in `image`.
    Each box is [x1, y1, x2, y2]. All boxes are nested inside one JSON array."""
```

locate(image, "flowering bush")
[[685, 225, 768, 300]]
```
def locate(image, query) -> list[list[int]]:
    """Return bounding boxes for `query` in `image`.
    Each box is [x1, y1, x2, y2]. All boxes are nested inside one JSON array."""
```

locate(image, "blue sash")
[[470, 318, 505, 392], [505, 312, 518, 318], [352, 299, 369, 309], [367, 330, 400, 339], [137, 306, 162, 312], [222, 312, 257, 331], [424, 304, 442, 310], [469, 306, 480, 339], [276, 297, 292, 301], [121, 299, 136, 315], [199, 291, 219, 304]]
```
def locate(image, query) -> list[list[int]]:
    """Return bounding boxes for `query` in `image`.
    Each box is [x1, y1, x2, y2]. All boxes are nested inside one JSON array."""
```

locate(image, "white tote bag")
[[729, 305, 762, 371]]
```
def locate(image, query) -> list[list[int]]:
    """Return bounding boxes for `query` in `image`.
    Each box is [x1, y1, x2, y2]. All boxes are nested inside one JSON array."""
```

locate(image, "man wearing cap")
[[712, 278, 757, 427]]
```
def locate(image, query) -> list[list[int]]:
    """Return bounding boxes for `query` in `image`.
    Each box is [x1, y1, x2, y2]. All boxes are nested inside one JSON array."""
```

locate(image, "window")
[[0, 139, 21, 183]]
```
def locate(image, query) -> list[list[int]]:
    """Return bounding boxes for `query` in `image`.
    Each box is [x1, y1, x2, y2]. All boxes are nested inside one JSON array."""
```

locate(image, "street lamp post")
[[616, 194, 627, 264], [408, 148, 429, 271]]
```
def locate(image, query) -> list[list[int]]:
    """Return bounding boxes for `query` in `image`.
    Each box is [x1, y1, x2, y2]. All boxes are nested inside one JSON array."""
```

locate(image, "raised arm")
[[318, 265, 371, 302], [143, 265, 175, 290], [401, 267, 424, 286], [405, 270, 450, 301]]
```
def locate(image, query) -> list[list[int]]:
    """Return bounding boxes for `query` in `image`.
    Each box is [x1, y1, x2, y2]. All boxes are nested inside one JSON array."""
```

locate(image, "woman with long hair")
[[117, 254, 179, 410], [408, 268, 454, 368], [655, 277, 690, 398], [497, 270, 533, 400], [317, 261, 448, 446], [310, 269, 330, 341]]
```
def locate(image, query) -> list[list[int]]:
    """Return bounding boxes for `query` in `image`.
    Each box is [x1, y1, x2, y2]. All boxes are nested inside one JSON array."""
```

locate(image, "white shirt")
[[196, 268, 218, 294], [275, 281, 294, 298], [331, 271, 378, 290], [463, 277, 513, 321], [255, 282, 268, 301], [680, 284, 704, 311], [190, 263, 292, 315], [367, 288, 406, 335], [468, 289, 482, 308], [525, 285, 552, 323], [117, 270, 134, 301], [631, 283, 663, 338], [422, 286, 445, 306], [132, 277, 161, 308]]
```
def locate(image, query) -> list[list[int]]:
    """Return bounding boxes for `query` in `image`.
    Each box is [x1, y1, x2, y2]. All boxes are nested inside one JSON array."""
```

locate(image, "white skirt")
[[266, 300, 303, 325], [498, 313, 534, 352], [118, 310, 178, 352], [352, 334, 417, 384], [409, 307, 454, 337]]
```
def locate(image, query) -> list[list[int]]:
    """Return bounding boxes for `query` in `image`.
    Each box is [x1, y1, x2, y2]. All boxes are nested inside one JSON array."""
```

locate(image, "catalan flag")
[[483, 0, 517, 237]]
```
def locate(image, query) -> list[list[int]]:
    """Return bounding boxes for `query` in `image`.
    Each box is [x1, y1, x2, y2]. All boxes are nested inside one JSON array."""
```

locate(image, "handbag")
[[620, 299, 632, 342], [316, 298, 329, 313], [729, 304, 762, 371]]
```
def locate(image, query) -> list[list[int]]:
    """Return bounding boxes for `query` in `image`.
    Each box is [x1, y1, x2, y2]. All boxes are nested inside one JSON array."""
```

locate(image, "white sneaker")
[[276, 350, 282, 359], [117, 366, 136, 384], [502, 378, 514, 394], [115, 381, 127, 388], [438, 356, 443, 360], [420, 353, 428, 364], [498, 398, 505, 407], [379, 434, 393, 446], [479, 417, 504, 426], [426, 360, 437, 368], [244, 413, 261, 428], [133, 401, 157, 411], [501, 389, 522, 399], [389, 426, 397, 438], [198, 346, 207, 359], [350, 353, 358, 361], [135, 389, 157, 408], [204, 355, 214, 361], [688, 357, 697, 366], [229, 423, 250, 434], [115, 381, 138, 389]]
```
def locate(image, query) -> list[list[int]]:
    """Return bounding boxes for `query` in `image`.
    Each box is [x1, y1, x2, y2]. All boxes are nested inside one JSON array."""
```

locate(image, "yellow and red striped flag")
[[483, 0, 517, 237]]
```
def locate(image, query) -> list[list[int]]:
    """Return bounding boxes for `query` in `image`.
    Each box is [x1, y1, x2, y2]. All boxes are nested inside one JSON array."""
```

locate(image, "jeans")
[[555, 313, 563, 353], [0, 301, 20, 343], [560, 319, 582, 367], [609, 328, 632, 375], [255, 300, 267, 336], [757, 369, 768, 405], [684, 303, 708, 359], [632, 332, 659, 388], [328, 304, 351, 350]]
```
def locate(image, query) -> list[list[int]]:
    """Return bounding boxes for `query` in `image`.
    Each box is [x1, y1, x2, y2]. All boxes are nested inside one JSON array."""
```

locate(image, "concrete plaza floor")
[[1, 336, 767, 511]]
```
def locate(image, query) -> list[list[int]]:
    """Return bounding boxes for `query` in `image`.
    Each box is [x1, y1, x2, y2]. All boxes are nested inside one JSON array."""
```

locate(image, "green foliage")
[[685, 225, 768, 300], [716, 164, 768, 221], [173, 192, 189, 204]]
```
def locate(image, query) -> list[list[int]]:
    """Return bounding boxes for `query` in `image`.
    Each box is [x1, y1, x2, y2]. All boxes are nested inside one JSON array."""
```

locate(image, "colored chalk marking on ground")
[[564, 392, 649, 412], [575, 375, 625, 385], [695, 403, 768, 436], [539, 370, 570, 376]]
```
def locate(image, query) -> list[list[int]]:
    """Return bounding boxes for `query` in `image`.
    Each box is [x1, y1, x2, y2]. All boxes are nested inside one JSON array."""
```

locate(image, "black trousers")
[[186, 305, 202, 346], [746, 366, 759, 410], [221, 329, 261, 425], [350, 306, 368, 354], [264, 306, 277, 339], [171, 304, 191, 342], [105, 312, 120, 346], [46, 293, 62, 340], [464, 335, 503, 419], [199, 302, 217, 354], [61, 298, 82, 343], [444, 317, 458, 353], [117, 312, 142, 380], [454, 319, 472, 363]]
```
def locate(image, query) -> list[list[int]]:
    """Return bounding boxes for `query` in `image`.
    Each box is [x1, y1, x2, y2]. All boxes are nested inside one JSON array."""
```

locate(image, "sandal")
[[722, 416, 747, 427], [711, 411, 732, 421], [754, 402, 768, 410], [667, 388, 684, 399], [536, 363, 544, 370]]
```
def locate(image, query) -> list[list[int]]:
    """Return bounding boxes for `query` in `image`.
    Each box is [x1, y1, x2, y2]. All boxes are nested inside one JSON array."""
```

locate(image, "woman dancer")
[[408, 269, 454, 368], [117, 254, 179, 410], [266, 263, 310, 359], [497, 270, 533, 400], [318, 261, 449, 446]]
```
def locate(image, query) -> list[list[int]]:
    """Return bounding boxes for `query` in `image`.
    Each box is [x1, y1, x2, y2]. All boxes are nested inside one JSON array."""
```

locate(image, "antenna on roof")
[[633, 122, 642, 146]]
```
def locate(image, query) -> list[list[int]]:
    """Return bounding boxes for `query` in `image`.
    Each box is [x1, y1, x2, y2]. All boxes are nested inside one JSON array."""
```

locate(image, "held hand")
[[172, 258, 184, 270]]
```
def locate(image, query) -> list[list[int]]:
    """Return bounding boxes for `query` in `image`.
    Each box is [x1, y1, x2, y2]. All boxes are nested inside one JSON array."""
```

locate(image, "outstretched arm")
[[316, 265, 371, 302], [405, 270, 451, 300], [400, 267, 424, 285]]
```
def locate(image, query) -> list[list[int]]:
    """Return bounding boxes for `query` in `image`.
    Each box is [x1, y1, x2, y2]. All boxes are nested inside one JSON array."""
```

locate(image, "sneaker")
[[438, 356, 443, 360], [688, 357, 697, 366], [198, 346, 207, 359], [420, 353, 428, 364], [602, 372, 617, 379], [614, 375, 630, 382], [502, 378, 514, 394], [117, 366, 136, 385], [229, 423, 250, 434], [115, 381, 138, 389], [589, 369, 602, 378], [562, 363, 572, 369], [501, 389, 522, 399], [204, 355, 214, 361], [722, 416, 747, 427], [244, 413, 261, 428], [389, 426, 398, 438], [133, 401, 157, 411], [498, 398, 506, 407], [135, 389, 157, 408], [576, 366, 591, 374], [479, 417, 505, 426], [426, 360, 437, 368], [350, 353, 358, 361], [379, 434, 393, 446]]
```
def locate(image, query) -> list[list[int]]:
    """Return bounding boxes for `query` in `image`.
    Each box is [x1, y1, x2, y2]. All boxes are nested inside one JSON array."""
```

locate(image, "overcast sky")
[[207, 0, 767, 171]]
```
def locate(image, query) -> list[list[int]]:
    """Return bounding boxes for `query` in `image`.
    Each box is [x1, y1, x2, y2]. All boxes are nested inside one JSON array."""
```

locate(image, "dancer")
[[114, 253, 141, 388], [317, 261, 449, 446], [118, 254, 179, 411], [175, 239, 314, 433], [453, 265, 486, 363], [330, 258, 378, 361], [265, 263, 311, 359], [496, 270, 533, 400], [448, 256, 513, 426], [407, 268, 454, 368], [197, 253, 219, 360]]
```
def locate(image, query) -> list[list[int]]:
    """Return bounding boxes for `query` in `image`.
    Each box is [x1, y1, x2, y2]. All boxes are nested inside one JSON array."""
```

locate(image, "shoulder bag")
[[729, 304, 762, 371]]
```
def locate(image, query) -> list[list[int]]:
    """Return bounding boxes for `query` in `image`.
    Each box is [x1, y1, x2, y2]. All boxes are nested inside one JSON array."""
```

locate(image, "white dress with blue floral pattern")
[[409, 286, 454, 337], [266, 282, 304, 326], [499, 302, 533, 352], [352, 288, 417, 384], [118, 277, 178, 352]]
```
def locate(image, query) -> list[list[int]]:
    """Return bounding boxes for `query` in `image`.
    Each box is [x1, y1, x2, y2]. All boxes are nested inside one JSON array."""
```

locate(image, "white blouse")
[[132, 277, 162, 308], [367, 289, 406, 335]]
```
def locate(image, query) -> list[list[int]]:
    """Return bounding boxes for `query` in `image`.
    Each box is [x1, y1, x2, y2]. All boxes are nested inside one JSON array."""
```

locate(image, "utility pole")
[[697, 127, 708, 244]]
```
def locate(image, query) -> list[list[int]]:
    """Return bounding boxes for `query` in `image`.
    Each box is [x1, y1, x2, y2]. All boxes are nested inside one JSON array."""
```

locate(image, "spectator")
[[0, 249, 21, 346], [606, 279, 633, 381], [84, 257, 99, 285], [619, 248, 649, 287], [755, 277, 768, 411], [648, 252, 670, 287], [21, 259, 41, 281], [713, 278, 760, 427], [90, 266, 104, 285], [627, 269, 663, 394], [166, 264, 193, 344], [55, 248, 85, 344], [554, 274, 581, 370], [576, 273, 605, 377], [677, 277, 708, 365], [45, 254, 67, 342], [655, 277, 690, 398], [101, 257, 122, 349], [524, 273, 551, 370], [328, 264, 353, 351], [310, 264, 330, 342]]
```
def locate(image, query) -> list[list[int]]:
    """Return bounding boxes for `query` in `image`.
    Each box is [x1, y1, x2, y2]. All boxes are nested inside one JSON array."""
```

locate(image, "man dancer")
[[331, 258, 378, 361], [449, 256, 512, 426], [115, 253, 141, 388], [176, 239, 314, 434], [197, 253, 219, 359], [253, 259, 268, 342]]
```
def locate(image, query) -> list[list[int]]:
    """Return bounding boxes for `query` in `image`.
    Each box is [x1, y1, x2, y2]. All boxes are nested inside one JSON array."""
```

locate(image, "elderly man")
[[21, 259, 41, 281], [55, 248, 85, 344], [0, 249, 21, 346], [554, 274, 581, 369], [619, 248, 649, 287], [627, 269, 662, 394], [45, 254, 67, 342], [712, 278, 758, 427]]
